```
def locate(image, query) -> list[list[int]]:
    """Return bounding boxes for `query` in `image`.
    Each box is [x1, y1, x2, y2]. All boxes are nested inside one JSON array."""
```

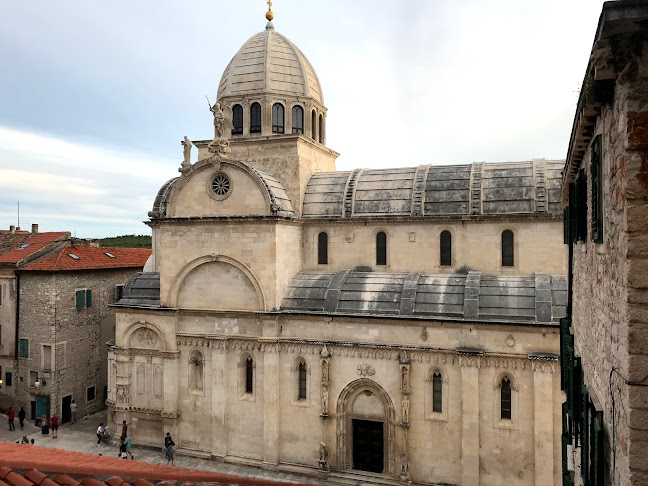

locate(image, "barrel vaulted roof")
[[303, 160, 564, 218]]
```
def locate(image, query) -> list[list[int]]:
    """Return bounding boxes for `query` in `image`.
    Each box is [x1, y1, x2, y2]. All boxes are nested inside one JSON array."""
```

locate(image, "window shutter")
[[591, 135, 603, 243], [85, 289, 92, 308], [563, 207, 570, 244], [573, 358, 582, 445], [576, 170, 587, 242], [592, 410, 604, 486], [76, 290, 85, 310], [568, 183, 577, 244], [562, 403, 570, 479], [560, 318, 570, 390], [19, 339, 29, 358], [580, 386, 589, 480]]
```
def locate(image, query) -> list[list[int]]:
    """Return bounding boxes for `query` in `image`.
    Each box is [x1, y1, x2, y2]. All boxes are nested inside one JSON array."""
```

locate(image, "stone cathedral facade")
[[108, 15, 568, 486]]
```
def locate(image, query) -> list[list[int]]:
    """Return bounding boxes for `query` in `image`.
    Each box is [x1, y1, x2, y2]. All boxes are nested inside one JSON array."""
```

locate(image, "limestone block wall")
[[0, 270, 17, 407], [15, 268, 135, 419], [302, 219, 567, 276]]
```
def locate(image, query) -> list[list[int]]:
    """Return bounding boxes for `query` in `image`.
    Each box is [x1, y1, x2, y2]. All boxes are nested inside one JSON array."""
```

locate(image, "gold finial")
[[266, 0, 274, 21]]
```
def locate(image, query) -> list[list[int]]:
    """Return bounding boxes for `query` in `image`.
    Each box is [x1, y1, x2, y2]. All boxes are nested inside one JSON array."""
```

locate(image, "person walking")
[[164, 432, 175, 466], [18, 407, 25, 430], [120, 420, 128, 444], [41, 415, 49, 435], [97, 423, 104, 446], [7, 407, 15, 431], [70, 400, 77, 424], [50, 413, 59, 438], [124, 434, 134, 460]]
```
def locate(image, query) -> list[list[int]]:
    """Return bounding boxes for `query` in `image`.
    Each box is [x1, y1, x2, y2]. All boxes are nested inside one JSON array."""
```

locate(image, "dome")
[[217, 24, 324, 105]]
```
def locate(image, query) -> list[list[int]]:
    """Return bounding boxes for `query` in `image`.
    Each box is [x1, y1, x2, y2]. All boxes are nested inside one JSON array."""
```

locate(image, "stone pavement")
[[0, 411, 332, 485]]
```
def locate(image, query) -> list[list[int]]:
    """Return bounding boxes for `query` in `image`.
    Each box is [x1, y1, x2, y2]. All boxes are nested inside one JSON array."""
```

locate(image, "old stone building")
[[560, 2, 648, 486], [13, 243, 150, 422], [0, 225, 70, 410], [109, 9, 568, 486]]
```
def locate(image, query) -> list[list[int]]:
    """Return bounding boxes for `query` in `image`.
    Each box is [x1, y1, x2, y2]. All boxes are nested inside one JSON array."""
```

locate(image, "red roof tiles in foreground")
[[0, 232, 69, 264], [19, 246, 151, 272], [0, 443, 319, 486]]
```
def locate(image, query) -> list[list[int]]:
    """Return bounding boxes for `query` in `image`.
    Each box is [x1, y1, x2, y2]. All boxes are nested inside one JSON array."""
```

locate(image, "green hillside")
[[100, 235, 152, 248]]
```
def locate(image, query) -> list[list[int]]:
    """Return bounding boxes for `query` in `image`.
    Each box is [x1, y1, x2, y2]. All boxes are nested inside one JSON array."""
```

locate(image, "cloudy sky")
[[0, 0, 604, 238]]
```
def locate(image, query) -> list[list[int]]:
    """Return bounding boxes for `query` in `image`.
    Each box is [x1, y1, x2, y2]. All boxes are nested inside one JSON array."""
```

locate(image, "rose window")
[[211, 174, 231, 196]]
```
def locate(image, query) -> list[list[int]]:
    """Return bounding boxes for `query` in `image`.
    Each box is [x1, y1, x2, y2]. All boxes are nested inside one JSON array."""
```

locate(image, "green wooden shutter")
[[573, 358, 582, 444], [581, 387, 589, 481], [18, 339, 29, 358], [85, 289, 92, 308], [591, 135, 603, 243], [576, 170, 588, 242], [568, 183, 577, 244], [560, 318, 570, 390], [592, 410, 604, 486], [76, 290, 85, 310], [563, 207, 570, 244]]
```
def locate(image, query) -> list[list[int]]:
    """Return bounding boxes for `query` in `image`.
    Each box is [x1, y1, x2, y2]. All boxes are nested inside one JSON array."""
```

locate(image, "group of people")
[[7, 406, 26, 431]]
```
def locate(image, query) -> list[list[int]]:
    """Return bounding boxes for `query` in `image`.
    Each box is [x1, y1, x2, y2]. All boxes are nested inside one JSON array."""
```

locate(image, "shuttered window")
[[318, 232, 328, 264], [232, 104, 243, 135], [85, 289, 92, 308], [272, 103, 285, 133], [502, 230, 514, 267], [19, 339, 29, 358], [501, 378, 512, 420], [250, 103, 262, 133], [591, 135, 603, 243], [298, 361, 307, 400], [76, 290, 85, 310], [376, 232, 387, 266], [576, 169, 587, 242], [440, 231, 452, 266], [432, 372, 442, 413]]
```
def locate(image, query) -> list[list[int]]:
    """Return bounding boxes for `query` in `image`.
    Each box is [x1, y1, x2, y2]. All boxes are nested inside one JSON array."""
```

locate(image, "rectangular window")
[[19, 339, 29, 358], [0, 283, 3, 306], [42, 345, 52, 370], [591, 135, 603, 243], [115, 285, 124, 303], [5, 372, 12, 387], [29, 371, 38, 386], [432, 374, 442, 413], [87, 386, 96, 402], [85, 289, 92, 308]]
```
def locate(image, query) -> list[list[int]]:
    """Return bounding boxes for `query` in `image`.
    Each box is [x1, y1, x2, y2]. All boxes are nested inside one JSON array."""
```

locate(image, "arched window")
[[153, 366, 163, 398], [292, 106, 304, 134], [311, 110, 317, 139], [319, 114, 324, 143], [298, 361, 307, 400], [501, 377, 512, 420], [245, 357, 254, 394], [376, 232, 387, 266], [440, 231, 452, 266], [432, 372, 442, 413], [232, 104, 243, 135], [136, 364, 145, 395], [189, 349, 204, 392], [318, 232, 328, 264], [272, 103, 284, 133], [502, 230, 514, 267], [250, 103, 262, 133]]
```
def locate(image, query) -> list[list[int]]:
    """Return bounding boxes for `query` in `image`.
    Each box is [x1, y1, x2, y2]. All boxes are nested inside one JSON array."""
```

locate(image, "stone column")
[[263, 344, 280, 468], [532, 359, 555, 486], [162, 351, 180, 440], [460, 355, 480, 486], [211, 344, 227, 459]]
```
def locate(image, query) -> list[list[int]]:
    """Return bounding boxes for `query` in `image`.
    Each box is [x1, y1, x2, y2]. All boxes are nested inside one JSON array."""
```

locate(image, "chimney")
[[31, 224, 38, 234], [9, 225, 15, 234], [16, 227, 21, 231]]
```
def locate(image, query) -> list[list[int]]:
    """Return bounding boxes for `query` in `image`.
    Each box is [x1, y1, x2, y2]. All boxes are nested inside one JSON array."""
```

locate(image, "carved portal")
[[335, 378, 396, 475]]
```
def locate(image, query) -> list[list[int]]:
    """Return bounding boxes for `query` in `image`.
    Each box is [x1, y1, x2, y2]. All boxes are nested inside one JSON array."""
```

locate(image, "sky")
[[0, 0, 605, 238]]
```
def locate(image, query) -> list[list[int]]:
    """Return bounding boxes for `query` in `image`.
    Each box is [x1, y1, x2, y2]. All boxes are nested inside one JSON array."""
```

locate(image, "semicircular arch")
[[123, 321, 168, 351]]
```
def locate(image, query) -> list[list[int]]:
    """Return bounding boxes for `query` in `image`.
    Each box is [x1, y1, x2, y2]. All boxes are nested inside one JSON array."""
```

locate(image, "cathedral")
[[108, 8, 568, 486]]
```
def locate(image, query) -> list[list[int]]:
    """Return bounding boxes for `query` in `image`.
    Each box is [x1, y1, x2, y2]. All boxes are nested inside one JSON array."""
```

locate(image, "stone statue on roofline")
[[179, 136, 192, 173], [208, 101, 231, 157]]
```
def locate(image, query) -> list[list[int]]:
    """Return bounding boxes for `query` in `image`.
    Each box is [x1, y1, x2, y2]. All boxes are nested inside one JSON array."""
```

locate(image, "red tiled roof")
[[19, 246, 151, 272], [0, 232, 70, 264], [0, 443, 317, 486]]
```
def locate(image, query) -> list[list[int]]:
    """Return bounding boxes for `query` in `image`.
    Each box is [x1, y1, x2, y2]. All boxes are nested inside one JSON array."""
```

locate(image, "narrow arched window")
[[292, 106, 304, 134], [376, 232, 387, 266], [502, 230, 514, 267], [440, 231, 452, 266], [319, 114, 324, 143], [298, 361, 307, 400], [432, 372, 442, 413], [245, 357, 254, 394], [311, 110, 317, 139], [232, 104, 243, 135], [250, 103, 261, 134], [501, 377, 512, 420], [272, 103, 284, 133], [318, 232, 328, 264]]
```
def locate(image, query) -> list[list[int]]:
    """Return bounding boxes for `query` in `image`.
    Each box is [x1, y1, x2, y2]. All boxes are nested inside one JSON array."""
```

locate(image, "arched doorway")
[[335, 378, 396, 475]]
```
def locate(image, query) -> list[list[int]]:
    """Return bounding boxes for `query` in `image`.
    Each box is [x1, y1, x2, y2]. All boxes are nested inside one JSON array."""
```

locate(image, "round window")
[[209, 173, 232, 200]]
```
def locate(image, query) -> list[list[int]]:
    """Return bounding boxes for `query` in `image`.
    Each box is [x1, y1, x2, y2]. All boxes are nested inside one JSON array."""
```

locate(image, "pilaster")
[[263, 348, 280, 467], [532, 358, 555, 486], [211, 349, 227, 458], [460, 357, 480, 485]]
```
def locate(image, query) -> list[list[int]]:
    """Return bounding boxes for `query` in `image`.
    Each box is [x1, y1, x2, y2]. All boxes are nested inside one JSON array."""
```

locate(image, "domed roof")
[[217, 24, 324, 105]]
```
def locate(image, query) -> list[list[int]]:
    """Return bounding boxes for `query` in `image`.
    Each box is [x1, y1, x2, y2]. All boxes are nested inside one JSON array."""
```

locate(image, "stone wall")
[[0, 269, 17, 407], [15, 268, 138, 420]]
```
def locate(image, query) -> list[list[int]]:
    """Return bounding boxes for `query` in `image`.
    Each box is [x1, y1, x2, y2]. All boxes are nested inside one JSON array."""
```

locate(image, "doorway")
[[62, 395, 72, 424], [352, 419, 384, 473]]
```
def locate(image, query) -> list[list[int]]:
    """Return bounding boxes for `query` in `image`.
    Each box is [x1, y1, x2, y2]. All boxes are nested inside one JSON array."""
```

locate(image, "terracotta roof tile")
[[0, 443, 320, 486], [19, 246, 151, 272], [0, 232, 69, 265]]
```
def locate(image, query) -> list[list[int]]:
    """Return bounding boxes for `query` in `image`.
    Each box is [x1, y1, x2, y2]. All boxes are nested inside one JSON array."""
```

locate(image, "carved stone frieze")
[[357, 363, 375, 377], [531, 361, 556, 373], [458, 355, 482, 368]]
